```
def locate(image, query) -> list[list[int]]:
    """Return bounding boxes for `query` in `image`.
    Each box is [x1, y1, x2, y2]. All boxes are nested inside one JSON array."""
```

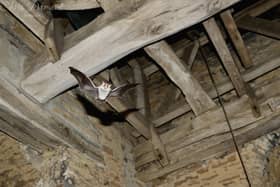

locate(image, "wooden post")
[[220, 10, 253, 68]]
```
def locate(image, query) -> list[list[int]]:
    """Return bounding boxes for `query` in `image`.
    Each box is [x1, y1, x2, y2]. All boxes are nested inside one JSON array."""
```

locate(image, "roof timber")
[[21, 0, 241, 103], [53, 0, 101, 10], [145, 41, 216, 116]]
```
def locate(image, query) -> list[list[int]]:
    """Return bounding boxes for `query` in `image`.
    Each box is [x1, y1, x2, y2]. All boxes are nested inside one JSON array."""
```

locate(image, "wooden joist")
[[237, 16, 280, 40], [220, 10, 253, 68], [54, 0, 100, 10], [21, 0, 241, 103], [145, 41, 216, 116], [153, 55, 280, 127], [0, 0, 49, 41], [135, 76, 280, 181]]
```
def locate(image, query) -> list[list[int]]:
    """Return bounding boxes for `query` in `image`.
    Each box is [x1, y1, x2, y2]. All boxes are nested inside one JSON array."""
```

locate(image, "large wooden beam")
[[0, 0, 49, 41], [237, 16, 280, 40], [220, 10, 253, 68], [21, 0, 241, 103], [145, 41, 216, 115], [153, 56, 280, 127]]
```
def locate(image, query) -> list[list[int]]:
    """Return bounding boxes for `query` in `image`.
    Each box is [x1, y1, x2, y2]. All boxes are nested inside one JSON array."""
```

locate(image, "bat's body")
[[69, 67, 138, 101]]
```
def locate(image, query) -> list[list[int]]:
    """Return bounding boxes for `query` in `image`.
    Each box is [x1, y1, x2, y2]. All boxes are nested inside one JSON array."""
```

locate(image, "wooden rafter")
[[21, 0, 241, 103], [203, 18, 247, 96], [145, 41, 216, 116], [220, 10, 254, 68]]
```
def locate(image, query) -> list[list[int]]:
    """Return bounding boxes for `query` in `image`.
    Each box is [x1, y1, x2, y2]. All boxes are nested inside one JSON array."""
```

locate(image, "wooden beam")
[[0, 5, 44, 53], [203, 18, 247, 96], [145, 41, 216, 116], [237, 16, 280, 40], [0, 0, 49, 41], [129, 60, 169, 166], [54, 0, 100, 10], [21, 0, 241, 103], [220, 10, 253, 68], [153, 56, 280, 127]]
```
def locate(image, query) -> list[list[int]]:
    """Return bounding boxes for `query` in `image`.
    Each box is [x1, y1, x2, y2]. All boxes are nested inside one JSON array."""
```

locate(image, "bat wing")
[[69, 67, 98, 98], [110, 83, 139, 97]]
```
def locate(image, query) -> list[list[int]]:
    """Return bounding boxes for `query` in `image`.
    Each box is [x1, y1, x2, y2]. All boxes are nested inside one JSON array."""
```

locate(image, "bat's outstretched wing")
[[110, 83, 139, 97], [69, 67, 98, 97]]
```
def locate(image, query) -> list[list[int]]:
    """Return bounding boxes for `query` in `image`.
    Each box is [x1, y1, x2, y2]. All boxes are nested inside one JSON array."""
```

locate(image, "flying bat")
[[69, 67, 138, 101]]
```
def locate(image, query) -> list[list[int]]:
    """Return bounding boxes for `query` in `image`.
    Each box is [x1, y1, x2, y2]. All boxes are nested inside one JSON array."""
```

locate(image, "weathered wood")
[[145, 41, 216, 115], [129, 60, 169, 166], [0, 5, 44, 53], [21, 0, 241, 103], [45, 19, 65, 61], [153, 56, 280, 127], [221, 10, 253, 68], [0, 0, 49, 41], [237, 16, 280, 40], [203, 18, 247, 96], [54, 0, 100, 10]]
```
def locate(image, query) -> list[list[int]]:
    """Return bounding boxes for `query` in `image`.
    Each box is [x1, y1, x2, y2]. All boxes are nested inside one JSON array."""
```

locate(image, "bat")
[[69, 67, 138, 100]]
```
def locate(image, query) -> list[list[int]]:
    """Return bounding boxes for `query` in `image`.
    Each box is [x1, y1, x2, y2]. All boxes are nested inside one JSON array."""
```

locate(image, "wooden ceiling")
[[0, 0, 279, 182]]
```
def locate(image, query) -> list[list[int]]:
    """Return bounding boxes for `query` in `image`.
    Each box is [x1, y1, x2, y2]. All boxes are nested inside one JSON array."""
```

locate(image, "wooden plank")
[[145, 41, 216, 115], [203, 18, 247, 96], [0, 0, 49, 41], [237, 16, 280, 40], [0, 5, 44, 53], [221, 10, 253, 68], [21, 0, 241, 103], [54, 0, 100, 10], [153, 57, 280, 127]]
